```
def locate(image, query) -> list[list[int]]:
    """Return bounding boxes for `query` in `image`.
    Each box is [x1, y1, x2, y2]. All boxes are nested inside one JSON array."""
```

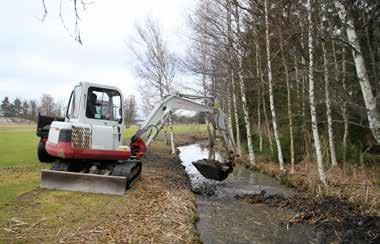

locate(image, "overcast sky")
[[0, 0, 195, 105]]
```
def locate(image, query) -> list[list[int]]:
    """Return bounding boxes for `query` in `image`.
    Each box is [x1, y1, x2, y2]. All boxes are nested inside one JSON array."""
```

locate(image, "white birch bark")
[[226, 79, 236, 145], [227, 0, 242, 156], [321, 20, 338, 167], [232, 75, 242, 156], [235, 4, 255, 165], [307, 0, 327, 185], [279, 27, 295, 173], [264, 0, 284, 170], [162, 124, 168, 145], [335, 1, 380, 144], [168, 113, 175, 155], [262, 90, 274, 154], [322, 41, 338, 167]]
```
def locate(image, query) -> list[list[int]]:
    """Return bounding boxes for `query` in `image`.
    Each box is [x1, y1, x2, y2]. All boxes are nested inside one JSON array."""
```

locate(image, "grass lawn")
[[0, 126, 39, 168], [0, 124, 202, 242]]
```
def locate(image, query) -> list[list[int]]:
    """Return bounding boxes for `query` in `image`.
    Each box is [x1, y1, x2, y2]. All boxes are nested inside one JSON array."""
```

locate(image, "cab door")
[[83, 86, 123, 151]]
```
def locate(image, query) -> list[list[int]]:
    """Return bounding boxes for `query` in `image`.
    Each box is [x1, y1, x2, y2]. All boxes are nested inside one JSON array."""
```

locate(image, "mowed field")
[[0, 123, 205, 242], [0, 125, 41, 210], [0, 125, 39, 168]]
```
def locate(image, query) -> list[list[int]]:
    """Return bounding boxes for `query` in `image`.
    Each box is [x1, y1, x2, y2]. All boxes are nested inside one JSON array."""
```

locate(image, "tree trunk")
[[279, 26, 295, 174], [232, 75, 242, 156], [294, 46, 301, 114], [226, 79, 236, 145], [262, 90, 273, 154], [168, 113, 175, 155], [255, 39, 265, 153], [335, 1, 380, 144], [235, 5, 255, 165], [300, 22, 308, 156], [227, 0, 242, 156], [342, 47, 349, 164], [264, 0, 284, 170], [257, 83, 263, 152], [257, 39, 274, 154], [321, 35, 338, 167], [307, 0, 327, 185], [162, 125, 168, 145]]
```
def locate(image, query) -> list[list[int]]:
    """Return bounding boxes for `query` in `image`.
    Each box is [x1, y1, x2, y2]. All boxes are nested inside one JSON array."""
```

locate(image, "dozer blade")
[[40, 170, 127, 195]]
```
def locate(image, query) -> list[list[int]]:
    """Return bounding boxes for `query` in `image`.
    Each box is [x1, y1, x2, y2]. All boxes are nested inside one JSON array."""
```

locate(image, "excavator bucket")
[[40, 160, 142, 195], [192, 159, 233, 181]]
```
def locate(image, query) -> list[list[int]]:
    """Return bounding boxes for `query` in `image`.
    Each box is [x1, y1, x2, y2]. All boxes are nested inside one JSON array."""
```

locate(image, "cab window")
[[86, 87, 122, 121], [67, 85, 82, 119]]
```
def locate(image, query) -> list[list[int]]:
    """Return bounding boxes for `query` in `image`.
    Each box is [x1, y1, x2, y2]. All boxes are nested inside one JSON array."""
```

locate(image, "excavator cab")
[[37, 82, 143, 195]]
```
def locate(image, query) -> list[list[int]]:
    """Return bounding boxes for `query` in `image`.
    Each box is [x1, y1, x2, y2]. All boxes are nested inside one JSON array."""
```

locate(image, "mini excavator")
[[37, 82, 235, 195]]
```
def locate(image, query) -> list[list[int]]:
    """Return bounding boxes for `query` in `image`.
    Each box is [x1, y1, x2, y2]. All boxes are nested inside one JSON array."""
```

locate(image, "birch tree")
[[131, 17, 177, 153], [264, 0, 284, 170], [321, 11, 338, 167], [227, 0, 242, 156], [307, 0, 327, 185], [233, 2, 255, 165], [335, 1, 380, 144], [278, 24, 295, 173]]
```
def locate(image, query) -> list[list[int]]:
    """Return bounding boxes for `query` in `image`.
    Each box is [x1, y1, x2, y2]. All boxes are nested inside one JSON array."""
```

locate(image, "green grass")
[[172, 123, 207, 135], [0, 124, 206, 211], [0, 126, 39, 168], [0, 125, 205, 243]]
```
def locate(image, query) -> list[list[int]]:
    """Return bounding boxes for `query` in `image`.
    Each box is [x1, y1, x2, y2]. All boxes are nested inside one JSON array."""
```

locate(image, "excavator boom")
[[132, 93, 236, 180]]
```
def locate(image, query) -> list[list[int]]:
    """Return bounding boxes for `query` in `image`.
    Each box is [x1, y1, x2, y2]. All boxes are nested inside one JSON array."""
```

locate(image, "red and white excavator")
[[37, 82, 235, 195]]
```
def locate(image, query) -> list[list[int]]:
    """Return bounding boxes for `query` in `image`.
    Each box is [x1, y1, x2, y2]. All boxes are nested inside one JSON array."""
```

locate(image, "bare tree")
[[130, 16, 177, 154], [233, 1, 255, 165], [124, 95, 137, 128], [29, 100, 38, 121], [264, 0, 285, 171], [335, 1, 380, 144], [39, 94, 56, 116], [307, 0, 327, 185]]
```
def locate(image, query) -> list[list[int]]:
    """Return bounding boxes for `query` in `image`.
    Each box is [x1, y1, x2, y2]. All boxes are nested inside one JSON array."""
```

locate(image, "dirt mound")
[[238, 191, 380, 243], [0, 117, 34, 125]]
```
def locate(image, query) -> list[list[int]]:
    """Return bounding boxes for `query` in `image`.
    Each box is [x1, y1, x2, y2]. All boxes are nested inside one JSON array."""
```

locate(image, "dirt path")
[[0, 143, 200, 243]]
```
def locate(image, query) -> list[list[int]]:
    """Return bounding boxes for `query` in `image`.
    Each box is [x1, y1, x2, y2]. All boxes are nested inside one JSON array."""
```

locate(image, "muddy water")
[[178, 143, 318, 244]]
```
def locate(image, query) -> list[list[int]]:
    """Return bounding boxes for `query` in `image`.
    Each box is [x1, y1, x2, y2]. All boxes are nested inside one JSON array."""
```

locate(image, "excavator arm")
[[130, 93, 236, 181]]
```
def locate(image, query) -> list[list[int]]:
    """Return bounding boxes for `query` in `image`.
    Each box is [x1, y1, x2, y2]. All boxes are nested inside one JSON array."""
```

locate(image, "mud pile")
[[238, 191, 380, 243]]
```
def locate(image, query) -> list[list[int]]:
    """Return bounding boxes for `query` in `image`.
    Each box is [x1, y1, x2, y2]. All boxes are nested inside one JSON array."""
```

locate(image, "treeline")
[[185, 0, 379, 184], [0, 94, 63, 121]]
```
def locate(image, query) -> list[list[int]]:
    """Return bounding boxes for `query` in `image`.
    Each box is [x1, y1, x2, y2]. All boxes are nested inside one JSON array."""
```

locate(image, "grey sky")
[[0, 0, 195, 104]]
